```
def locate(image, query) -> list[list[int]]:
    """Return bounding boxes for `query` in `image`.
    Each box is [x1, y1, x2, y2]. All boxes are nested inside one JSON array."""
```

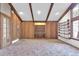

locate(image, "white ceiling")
[[12, 3, 32, 21], [12, 3, 71, 21], [32, 3, 50, 21], [48, 3, 71, 21]]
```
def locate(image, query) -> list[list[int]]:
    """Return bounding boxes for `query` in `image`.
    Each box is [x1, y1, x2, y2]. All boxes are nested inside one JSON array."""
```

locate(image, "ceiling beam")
[[45, 3, 54, 22], [29, 3, 34, 22], [8, 3, 23, 22], [58, 3, 77, 22]]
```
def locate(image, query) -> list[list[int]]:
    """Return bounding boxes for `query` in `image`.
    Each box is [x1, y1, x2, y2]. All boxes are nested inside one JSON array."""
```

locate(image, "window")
[[2, 15, 10, 47], [72, 4, 79, 40], [72, 20, 79, 39], [3, 16, 7, 41]]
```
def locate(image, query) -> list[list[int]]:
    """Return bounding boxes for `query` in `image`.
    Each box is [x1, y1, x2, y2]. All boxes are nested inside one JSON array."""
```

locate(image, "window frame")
[[71, 16, 79, 40], [71, 4, 79, 40]]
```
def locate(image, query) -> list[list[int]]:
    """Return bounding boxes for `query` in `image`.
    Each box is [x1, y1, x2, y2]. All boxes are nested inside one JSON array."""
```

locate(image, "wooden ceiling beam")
[[8, 3, 23, 22], [45, 3, 54, 22], [29, 3, 34, 22], [58, 3, 77, 22]]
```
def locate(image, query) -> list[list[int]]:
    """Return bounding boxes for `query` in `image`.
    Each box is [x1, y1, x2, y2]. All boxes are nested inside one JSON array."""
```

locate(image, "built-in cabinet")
[[58, 20, 71, 39], [34, 25, 45, 38]]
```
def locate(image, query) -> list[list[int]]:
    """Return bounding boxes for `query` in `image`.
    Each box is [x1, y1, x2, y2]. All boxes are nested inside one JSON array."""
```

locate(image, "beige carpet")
[[0, 39, 79, 56]]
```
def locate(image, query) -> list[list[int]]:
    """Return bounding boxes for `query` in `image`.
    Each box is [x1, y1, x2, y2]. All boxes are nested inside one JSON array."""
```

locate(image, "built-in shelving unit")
[[58, 20, 71, 39], [34, 25, 45, 38]]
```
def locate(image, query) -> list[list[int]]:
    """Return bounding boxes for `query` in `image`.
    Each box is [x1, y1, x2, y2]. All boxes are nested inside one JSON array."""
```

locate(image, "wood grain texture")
[[45, 22, 58, 39], [21, 21, 57, 39], [21, 22, 34, 39], [11, 11, 21, 40]]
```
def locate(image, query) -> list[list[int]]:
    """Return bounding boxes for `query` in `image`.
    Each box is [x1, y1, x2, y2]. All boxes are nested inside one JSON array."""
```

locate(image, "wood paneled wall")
[[45, 22, 58, 39], [11, 11, 21, 40], [21, 22, 34, 39], [21, 21, 58, 39]]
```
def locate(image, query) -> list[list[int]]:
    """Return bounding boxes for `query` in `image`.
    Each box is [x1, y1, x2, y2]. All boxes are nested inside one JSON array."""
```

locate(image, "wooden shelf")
[[58, 20, 71, 39]]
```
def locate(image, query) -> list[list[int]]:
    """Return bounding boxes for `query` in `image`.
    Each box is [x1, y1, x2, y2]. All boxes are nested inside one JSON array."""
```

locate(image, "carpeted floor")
[[0, 39, 79, 56]]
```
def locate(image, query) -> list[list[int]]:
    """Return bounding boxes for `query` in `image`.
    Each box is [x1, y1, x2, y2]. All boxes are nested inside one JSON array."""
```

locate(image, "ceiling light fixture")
[[55, 12, 59, 16], [19, 12, 24, 15], [37, 10, 41, 15], [34, 22, 46, 25]]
